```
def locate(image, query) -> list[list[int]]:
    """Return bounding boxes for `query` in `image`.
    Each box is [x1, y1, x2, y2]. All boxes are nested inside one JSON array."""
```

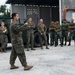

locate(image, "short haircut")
[[12, 13, 18, 19]]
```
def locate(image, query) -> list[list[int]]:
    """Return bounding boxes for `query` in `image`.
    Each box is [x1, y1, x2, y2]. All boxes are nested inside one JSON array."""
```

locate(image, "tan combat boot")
[[24, 65, 33, 70], [10, 65, 19, 69]]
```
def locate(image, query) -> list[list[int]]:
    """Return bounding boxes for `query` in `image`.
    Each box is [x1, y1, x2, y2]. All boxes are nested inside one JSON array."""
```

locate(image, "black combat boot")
[[31, 48, 36, 50], [2, 48, 6, 53], [46, 46, 49, 49], [0, 48, 3, 52], [68, 43, 71, 46], [41, 46, 43, 49], [27, 48, 29, 51], [64, 42, 66, 46]]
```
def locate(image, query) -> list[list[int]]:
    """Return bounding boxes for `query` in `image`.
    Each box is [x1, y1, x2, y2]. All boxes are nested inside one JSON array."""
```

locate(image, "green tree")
[[0, 5, 10, 17]]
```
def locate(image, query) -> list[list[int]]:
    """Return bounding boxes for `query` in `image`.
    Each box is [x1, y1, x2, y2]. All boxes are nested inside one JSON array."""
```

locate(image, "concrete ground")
[[0, 41, 75, 75]]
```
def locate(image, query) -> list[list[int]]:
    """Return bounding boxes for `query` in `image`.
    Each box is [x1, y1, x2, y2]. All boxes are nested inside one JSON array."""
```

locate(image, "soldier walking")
[[10, 13, 33, 70], [0, 21, 8, 52], [38, 19, 49, 49]]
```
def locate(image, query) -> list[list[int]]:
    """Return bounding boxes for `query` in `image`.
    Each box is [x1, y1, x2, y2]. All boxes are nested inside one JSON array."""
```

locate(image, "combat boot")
[[68, 43, 71, 46], [10, 65, 19, 69], [31, 48, 36, 50], [41, 46, 43, 49], [55, 44, 58, 47], [24, 65, 33, 70], [27, 49, 29, 51], [2, 48, 6, 53], [64, 43, 66, 46], [46, 46, 49, 49], [0, 48, 1, 52], [27, 48, 29, 51], [0, 48, 3, 52]]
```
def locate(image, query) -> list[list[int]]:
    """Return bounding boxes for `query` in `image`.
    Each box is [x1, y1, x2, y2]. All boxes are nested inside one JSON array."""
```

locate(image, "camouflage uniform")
[[54, 24, 61, 46], [0, 26, 8, 51], [61, 23, 68, 46], [38, 23, 49, 49], [10, 21, 27, 67], [68, 23, 75, 45], [49, 24, 55, 46], [26, 21, 35, 50]]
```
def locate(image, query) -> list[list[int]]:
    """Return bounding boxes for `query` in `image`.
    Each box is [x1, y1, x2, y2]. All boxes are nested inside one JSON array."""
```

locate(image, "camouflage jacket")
[[26, 21, 35, 34], [61, 23, 68, 31], [0, 26, 8, 43], [10, 21, 27, 45], [49, 24, 55, 32], [38, 23, 47, 34], [0, 26, 8, 34]]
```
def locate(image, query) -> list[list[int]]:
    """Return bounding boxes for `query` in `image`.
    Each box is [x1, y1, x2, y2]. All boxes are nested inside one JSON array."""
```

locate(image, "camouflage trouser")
[[0, 35, 8, 50], [54, 33, 58, 46], [10, 44, 27, 67], [61, 31, 67, 45], [50, 31, 55, 45], [27, 32, 34, 49], [39, 33, 48, 48], [55, 32, 61, 46]]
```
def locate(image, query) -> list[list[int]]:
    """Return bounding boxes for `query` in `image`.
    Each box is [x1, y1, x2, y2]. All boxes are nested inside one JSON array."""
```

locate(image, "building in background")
[[6, 0, 75, 25], [62, 0, 75, 23], [6, 0, 59, 27]]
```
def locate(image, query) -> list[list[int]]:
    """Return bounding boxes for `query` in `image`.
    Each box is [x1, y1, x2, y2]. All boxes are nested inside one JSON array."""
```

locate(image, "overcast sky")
[[0, 0, 7, 5], [0, 0, 10, 8]]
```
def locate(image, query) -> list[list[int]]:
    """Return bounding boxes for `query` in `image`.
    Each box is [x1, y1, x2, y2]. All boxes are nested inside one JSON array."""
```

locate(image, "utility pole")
[[59, 0, 62, 25]]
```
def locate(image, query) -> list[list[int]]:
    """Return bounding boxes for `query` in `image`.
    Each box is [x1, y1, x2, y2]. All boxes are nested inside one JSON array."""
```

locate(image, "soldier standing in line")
[[26, 18, 36, 51], [10, 13, 33, 70], [54, 21, 61, 47], [38, 19, 49, 49], [0, 21, 8, 52], [68, 19, 75, 46], [61, 20, 68, 47], [49, 21, 55, 46]]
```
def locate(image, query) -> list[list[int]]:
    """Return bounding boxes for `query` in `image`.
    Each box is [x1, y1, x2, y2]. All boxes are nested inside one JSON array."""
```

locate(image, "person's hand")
[[41, 33, 43, 35], [25, 22, 28, 25], [44, 32, 46, 34], [3, 30, 6, 33]]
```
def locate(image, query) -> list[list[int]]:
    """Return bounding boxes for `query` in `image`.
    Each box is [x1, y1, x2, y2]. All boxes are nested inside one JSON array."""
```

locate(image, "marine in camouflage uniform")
[[26, 18, 35, 51], [10, 13, 33, 70], [0, 22, 8, 52], [54, 21, 61, 47], [61, 20, 68, 46], [68, 19, 75, 46], [38, 19, 49, 49], [49, 21, 55, 46]]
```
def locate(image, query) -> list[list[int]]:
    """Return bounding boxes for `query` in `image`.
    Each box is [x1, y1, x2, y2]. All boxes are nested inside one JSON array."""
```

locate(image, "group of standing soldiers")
[[26, 18, 75, 49], [50, 19, 75, 47], [0, 18, 75, 52], [26, 18, 49, 51]]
